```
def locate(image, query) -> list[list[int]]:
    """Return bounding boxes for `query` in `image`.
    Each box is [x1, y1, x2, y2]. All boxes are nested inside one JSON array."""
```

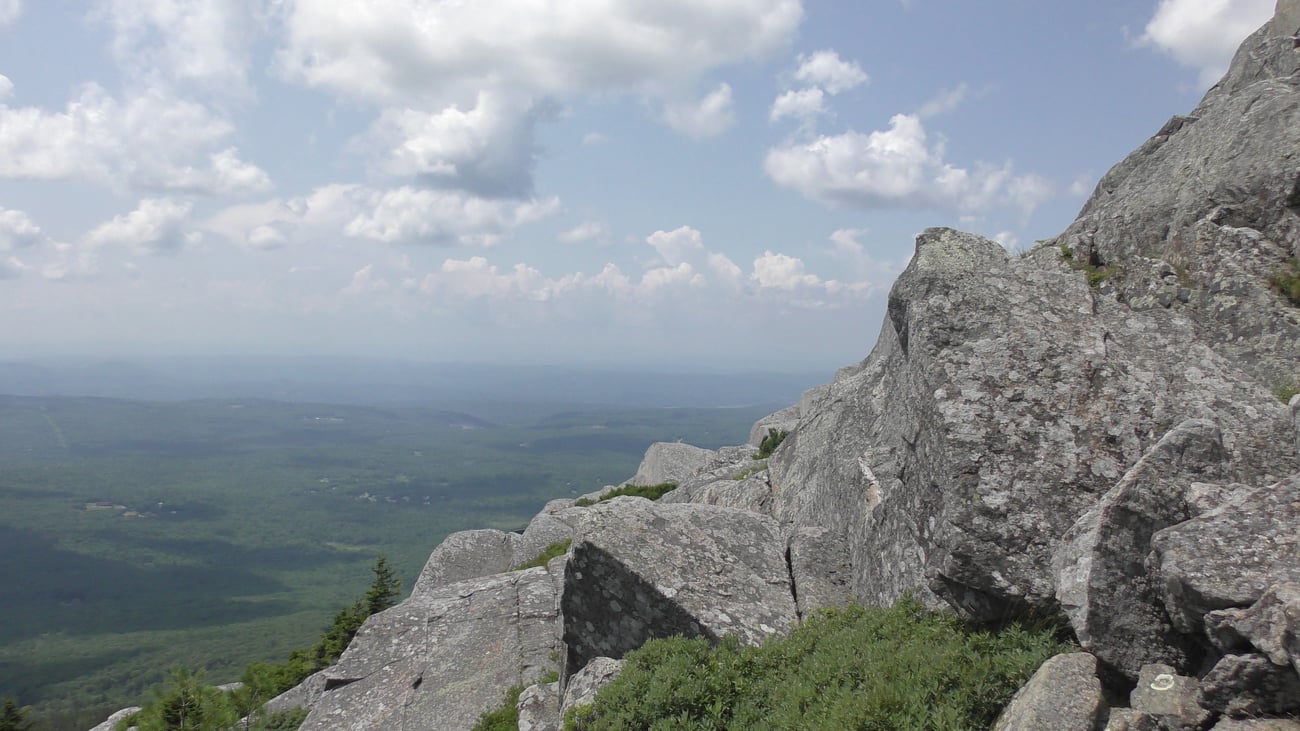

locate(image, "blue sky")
[[0, 0, 1276, 371]]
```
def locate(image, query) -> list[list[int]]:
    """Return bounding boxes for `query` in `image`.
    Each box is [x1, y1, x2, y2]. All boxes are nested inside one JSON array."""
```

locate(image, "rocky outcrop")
[[628, 442, 715, 486], [992, 652, 1105, 731], [559, 497, 796, 675], [1206, 582, 1300, 675], [299, 568, 561, 731], [558, 657, 623, 722]]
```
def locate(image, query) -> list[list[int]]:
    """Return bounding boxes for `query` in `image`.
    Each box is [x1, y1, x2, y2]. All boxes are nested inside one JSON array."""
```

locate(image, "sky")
[[0, 0, 1278, 372]]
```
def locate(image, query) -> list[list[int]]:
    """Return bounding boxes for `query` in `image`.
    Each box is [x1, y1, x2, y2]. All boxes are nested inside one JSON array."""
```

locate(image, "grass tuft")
[[572, 482, 678, 507], [513, 539, 572, 571], [1268, 258, 1300, 306]]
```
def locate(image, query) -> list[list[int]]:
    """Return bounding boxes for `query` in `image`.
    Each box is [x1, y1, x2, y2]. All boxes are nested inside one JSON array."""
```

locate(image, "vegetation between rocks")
[[1274, 377, 1299, 404], [513, 539, 573, 571], [1060, 245, 1122, 287], [573, 482, 679, 507], [564, 597, 1071, 731], [471, 670, 559, 731], [1268, 258, 1300, 306], [753, 428, 790, 459]]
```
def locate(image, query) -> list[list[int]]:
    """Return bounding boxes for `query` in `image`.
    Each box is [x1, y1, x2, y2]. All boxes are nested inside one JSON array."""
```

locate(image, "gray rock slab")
[[1129, 663, 1210, 730], [511, 499, 580, 568], [261, 669, 327, 715], [1206, 582, 1300, 674], [410, 529, 519, 597], [1211, 719, 1300, 731], [787, 526, 852, 617], [299, 568, 560, 731], [1149, 474, 1300, 635], [560, 498, 797, 675], [749, 405, 799, 447], [1053, 419, 1230, 679], [517, 681, 561, 731], [629, 442, 715, 486], [992, 652, 1104, 731], [1199, 653, 1300, 718], [86, 707, 141, 731], [559, 656, 623, 723], [658, 473, 774, 514]]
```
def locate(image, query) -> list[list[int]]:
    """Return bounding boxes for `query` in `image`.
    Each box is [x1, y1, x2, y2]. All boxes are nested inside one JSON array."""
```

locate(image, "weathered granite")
[[1211, 719, 1300, 731], [511, 499, 580, 568], [658, 473, 774, 514], [558, 656, 623, 722], [787, 526, 852, 618], [992, 652, 1105, 731], [559, 498, 797, 676], [749, 404, 800, 447], [1149, 474, 1300, 635], [517, 681, 561, 731], [1199, 653, 1300, 718], [629, 442, 715, 486], [1206, 582, 1300, 674], [410, 529, 519, 596], [298, 568, 560, 731], [1128, 663, 1210, 731], [1054, 419, 1230, 679], [86, 707, 140, 731], [261, 669, 328, 716]]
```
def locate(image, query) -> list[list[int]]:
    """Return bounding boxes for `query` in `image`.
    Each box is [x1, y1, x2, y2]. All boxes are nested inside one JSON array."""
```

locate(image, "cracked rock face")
[[559, 498, 796, 677], [299, 568, 560, 731]]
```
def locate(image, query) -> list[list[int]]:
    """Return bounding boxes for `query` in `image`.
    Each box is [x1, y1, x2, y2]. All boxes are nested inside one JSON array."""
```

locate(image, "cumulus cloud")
[[94, 0, 260, 97], [792, 50, 868, 94], [770, 87, 826, 123], [1142, 0, 1274, 87], [752, 251, 821, 290], [663, 84, 735, 139], [343, 264, 390, 296], [0, 256, 23, 279], [0, 74, 12, 101], [0, 84, 270, 194], [0, 207, 42, 249], [764, 113, 1051, 215], [367, 91, 538, 195], [646, 226, 705, 267], [558, 221, 610, 244], [0, 0, 20, 29], [206, 184, 561, 249], [87, 197, 198, 253], [917, 83, 969, 118]]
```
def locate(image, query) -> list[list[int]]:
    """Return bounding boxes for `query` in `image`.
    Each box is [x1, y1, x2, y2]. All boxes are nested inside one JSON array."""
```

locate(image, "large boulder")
[[628, 442, 715, 486], [410, 529, 519, 596], [992, 653, 1104, 731], [1205, 582, 1300, 675], [559, 498, 796, 677], [1148, 474, 1300, 636], [299, 568, 560, 731], [1053, 419, 1230, 679], [1198, 653, 1300, 718]]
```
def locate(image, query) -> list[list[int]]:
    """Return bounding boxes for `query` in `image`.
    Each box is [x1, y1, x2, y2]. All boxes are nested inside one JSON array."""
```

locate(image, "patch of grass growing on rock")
[[753, 428, 790, 459], [471, 670, 560, 731], [572, 482, 678, 507], [513, 539, 572, 571], [1273, 377, 1300, 404], [564, 597, 1071, 731], [1268, 258, 1300, 306], [1059, 245, 1122, 288]]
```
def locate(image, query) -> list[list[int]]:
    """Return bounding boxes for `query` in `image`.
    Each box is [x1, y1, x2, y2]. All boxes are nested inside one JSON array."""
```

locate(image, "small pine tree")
[[119, 669, 238, 731], [0, 699, 32, 731], [364, 555, 402, 616]]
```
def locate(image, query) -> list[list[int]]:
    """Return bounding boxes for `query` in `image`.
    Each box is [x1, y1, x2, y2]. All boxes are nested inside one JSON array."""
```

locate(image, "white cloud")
[[0, 84, 270, 194], [792, 50, 868, 94], [646, 226, 704, 267], [917, 83, 969, 118], [246, 224, 288, 250], [0, 256, 23, 279], [558, 221, 610, 244], [752, 251, 823, 290], [94, 0, 260, 97], [343, 187, 560, 245], [770, 87, 826, 123], [1142, 0, 1274, 87], [764, 113, 1051, 215], [993, 231, 1019, 250], [87, 197, 198, 253], [0, 0, 20, 29], [343, 264, 390, 295], [663, 84, 735, 139], [0, 207, 42, 249], [829, 228, 867, 256], [581, 132, 608, 146], [367, 91, 537, 195], [0, 75, 12, 101]]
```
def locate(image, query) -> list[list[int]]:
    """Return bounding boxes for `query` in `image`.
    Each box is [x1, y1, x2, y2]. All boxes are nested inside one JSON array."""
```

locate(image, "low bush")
[[471, 670, 560, 731], [573, 482, 678, 507], [564, 597, 1071, 731], [1268, 258, 1300, 306], [754, 428, 789, 459], [513, 539, 572, 570]]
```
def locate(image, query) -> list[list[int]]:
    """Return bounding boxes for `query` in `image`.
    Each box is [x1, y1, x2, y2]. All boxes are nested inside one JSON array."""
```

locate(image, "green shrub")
[[1269, 258, 1300, 306], [116, 670, 239, 731], [564, 597, 1071, 731], [573, 482, 678, 507], [249, 707, 308, 730], [471, 684, 525, 731], [754, 428, 789, 459], [513, 539, 573, 570], [1274, 378, 1299, 404], [1059, 245, 1122, 288]]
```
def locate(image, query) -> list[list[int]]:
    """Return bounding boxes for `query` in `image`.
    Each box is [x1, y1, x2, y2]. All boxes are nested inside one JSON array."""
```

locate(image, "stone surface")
[[560, 498, 797, 676], [1211, 719, 1300, 731], [1199, 653, 1300, 718], [517, 681, 561, 731], [658, 473, 774, 514], [410, 529, 519, 596], [86, 707, 141, 731], [1129, 663, 1210, 730], [261, 669, 328, 715], [749, 404, 800, 447], [787, 526, 852, 617], [511, 499, 580, 568], [1206, 582, 1300, 674], [559, 656, 623, 722], [1053, 419, 1230, 679], [629, 442, 715, 486], [1149, 474, 1300, 635], [298, 569, 560, 731], [992, 652, 1104, 731]]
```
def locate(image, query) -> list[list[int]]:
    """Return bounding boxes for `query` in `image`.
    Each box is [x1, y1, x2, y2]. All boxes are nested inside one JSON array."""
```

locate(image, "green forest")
[[0, 395, 773, 730]]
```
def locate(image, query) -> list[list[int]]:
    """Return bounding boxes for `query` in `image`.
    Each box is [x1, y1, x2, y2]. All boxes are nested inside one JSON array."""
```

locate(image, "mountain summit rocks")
[[89, 5, 1300, 730]]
